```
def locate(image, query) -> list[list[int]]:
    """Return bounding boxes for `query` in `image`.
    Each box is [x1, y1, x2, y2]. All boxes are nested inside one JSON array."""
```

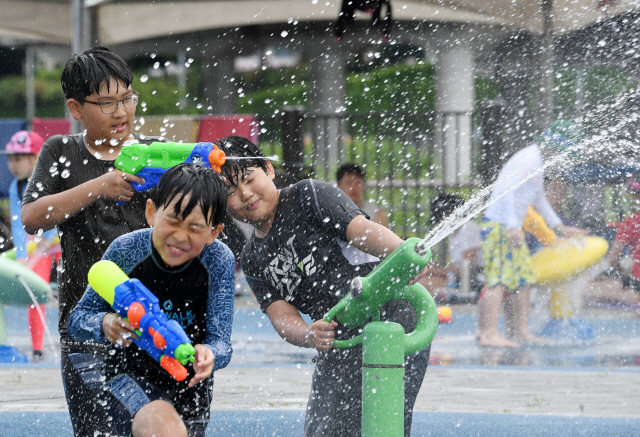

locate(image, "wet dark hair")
[[430, 193, 464, 225], [61, 46, 133, 102], [218, 135, 269, 187], [151, 163, 226, 227], [336, 163, 366, 183]]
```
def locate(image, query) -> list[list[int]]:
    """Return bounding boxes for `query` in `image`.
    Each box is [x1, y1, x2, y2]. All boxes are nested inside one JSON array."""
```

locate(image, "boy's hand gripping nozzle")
[[323, 238, 438, 353], [88, 260, 196, 381], [114, 141, 226, 204]]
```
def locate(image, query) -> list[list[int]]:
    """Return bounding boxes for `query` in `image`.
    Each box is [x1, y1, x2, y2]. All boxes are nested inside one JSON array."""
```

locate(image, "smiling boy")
[[21, 46, 164, 435], [220, 135, 430, 437], [68, 163, 234, 437]]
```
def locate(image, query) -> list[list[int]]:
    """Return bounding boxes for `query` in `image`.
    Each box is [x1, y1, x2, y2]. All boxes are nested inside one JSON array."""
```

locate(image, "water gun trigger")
[[208, 146, 226, 173], [160, 355, 188, 382]]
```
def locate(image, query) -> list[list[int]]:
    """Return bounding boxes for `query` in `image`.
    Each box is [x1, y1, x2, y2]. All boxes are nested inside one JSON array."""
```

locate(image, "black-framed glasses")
[[84, 91, 140, 114]]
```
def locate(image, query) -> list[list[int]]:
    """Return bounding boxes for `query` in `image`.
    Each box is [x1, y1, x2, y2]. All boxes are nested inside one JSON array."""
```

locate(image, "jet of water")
[[421, 102, 640, 250]]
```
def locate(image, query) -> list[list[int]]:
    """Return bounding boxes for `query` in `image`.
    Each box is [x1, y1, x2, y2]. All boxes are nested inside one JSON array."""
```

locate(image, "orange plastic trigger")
[[160, 355, 188, 381]]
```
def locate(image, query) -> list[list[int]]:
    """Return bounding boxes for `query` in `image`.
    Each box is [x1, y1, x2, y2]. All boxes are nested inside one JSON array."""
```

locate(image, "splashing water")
[[225, 155, 280, 162], [421, 103, 640, 250], [16, 275, 59, 361]]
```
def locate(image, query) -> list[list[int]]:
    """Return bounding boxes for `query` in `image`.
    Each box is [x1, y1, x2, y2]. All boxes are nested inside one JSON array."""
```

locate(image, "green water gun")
[[114, 142, 226, 201]]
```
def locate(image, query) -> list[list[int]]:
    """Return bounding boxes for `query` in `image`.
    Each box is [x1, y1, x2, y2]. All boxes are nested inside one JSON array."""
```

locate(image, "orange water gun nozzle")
[[208, 146, 226, 173]]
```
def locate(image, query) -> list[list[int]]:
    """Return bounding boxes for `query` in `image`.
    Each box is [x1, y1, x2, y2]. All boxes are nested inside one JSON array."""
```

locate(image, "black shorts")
[[66, 345, 213, 437], [61, 344, 114, 436], [102, 373, 209, 437]]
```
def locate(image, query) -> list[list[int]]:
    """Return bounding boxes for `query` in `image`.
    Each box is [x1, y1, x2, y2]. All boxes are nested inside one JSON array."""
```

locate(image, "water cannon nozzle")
[[351, 277, 364, 299], [414, 242, 428, 257]]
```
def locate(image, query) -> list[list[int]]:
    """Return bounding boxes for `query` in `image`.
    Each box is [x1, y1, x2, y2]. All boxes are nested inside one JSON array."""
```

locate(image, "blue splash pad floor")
[[1, 410, 638, 437], [4, 303, 640, 368]]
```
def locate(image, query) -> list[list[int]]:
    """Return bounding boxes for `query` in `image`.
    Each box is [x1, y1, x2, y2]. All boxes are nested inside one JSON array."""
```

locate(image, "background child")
[[219, 135, 429, 437], [336, 163, 389, 227], [478, 121, 587, 348], [68, 163, 234, 437], [4, 130, 59, 360], [21, 46, 164, 435]]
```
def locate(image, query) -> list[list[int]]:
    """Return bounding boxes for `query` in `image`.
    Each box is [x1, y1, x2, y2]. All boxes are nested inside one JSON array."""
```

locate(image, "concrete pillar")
[[533, 0, 554, 132], [25, 47, 36, 124], [309, 44, 346, 175], [435, 46, 474, 184], [495, 32, 535, 153], [202, 50, 236, 115]]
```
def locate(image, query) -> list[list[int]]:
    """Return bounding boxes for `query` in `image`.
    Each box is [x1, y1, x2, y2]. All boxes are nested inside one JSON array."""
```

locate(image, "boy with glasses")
[[21, 46, 163, 436]]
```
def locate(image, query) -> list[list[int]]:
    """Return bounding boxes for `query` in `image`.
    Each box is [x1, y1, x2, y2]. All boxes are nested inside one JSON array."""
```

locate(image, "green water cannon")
[[323, 238, 439, 437], [324, 237, 438, 351]]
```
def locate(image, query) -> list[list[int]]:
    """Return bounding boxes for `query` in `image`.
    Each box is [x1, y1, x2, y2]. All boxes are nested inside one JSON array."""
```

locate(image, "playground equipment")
[[323, 238, 439, 437], [88, 260, 196, 381], [531, 236, 609, 340], [0, 256, 52, 362]]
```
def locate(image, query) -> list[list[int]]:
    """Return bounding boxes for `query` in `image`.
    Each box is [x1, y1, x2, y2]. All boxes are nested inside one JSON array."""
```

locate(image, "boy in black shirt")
[[22, 46, 163, 436], [69, 164, 234, 437], [219, 135, 430, 437]]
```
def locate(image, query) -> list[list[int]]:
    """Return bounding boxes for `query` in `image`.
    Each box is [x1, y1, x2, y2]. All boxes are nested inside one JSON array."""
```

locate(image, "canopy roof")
[[1, 0, 639, 46]]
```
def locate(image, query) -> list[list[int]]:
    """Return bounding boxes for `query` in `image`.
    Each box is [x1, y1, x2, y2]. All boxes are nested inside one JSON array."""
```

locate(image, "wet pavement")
[[1, 298, 639, 435]]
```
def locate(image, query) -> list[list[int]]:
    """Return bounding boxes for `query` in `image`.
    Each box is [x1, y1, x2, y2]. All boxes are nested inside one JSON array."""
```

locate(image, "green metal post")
[[362, 321, 405, 437]]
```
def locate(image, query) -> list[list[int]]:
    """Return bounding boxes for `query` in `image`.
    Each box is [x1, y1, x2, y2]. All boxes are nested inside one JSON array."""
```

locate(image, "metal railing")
[[255, 109, 479, 239]]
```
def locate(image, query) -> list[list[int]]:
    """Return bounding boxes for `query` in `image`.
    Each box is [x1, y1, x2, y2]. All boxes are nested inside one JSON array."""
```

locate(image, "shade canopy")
[[1, 0, 637, 46]]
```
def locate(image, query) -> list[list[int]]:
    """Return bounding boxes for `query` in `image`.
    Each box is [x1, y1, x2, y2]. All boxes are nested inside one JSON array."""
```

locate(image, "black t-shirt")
[[23, 133, 163, 338], [240, 180, 380, 328]]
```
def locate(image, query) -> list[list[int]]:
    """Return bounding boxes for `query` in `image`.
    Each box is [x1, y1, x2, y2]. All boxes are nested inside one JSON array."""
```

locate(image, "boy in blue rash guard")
[[68, 163, 234, 437]]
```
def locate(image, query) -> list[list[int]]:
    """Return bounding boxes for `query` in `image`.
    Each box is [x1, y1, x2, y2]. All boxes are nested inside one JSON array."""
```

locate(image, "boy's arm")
[[9, 181, 27, 260], [345, 214, 404, 259], [265, 300, 337, 350], [203, 246, 236, 371], [67, 235, 135, 344], [22, 169, 144, 234], [67, 285, 112, 344]]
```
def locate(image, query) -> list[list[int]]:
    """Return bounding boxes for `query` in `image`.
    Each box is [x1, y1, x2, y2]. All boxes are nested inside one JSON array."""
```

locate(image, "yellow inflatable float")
[[523, 207, 608, 339], [531, 237, 609, 284]]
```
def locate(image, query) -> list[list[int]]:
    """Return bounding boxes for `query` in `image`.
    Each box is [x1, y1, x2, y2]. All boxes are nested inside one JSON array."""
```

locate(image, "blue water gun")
[[88, 260, 196, 381], [114, 142, 226, 201]]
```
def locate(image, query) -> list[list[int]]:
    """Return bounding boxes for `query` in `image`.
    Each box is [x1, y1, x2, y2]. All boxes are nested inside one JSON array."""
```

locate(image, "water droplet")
[[61, 169, 70, 178], [140, 74, 149, 83], [95, 152, 102, 159], [47, 205, 53, 211], [109, 138, 119, 146], [62, 137, 68, 144]]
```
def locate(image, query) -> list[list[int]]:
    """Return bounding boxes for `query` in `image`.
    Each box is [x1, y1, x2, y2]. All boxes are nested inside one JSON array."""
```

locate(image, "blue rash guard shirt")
[[68, 228, 235, 416]]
